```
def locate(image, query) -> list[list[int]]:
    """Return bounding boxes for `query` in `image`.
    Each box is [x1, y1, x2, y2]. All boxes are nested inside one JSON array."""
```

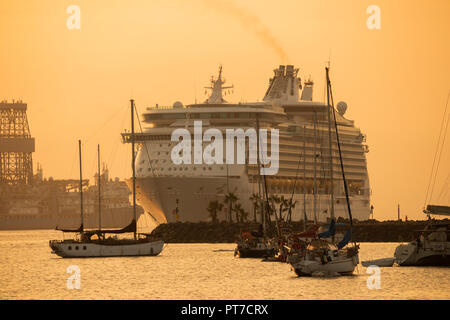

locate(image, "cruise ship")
[[122, 65, 371, 230]]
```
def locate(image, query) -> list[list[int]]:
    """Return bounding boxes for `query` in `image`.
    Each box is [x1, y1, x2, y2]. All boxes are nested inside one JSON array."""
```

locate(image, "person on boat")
[[81, 233, 90, 242]]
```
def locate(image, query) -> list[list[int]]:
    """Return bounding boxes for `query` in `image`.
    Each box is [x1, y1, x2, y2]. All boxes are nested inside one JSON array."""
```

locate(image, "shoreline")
[[149, 220, 447, 243], [2, 219, 447, 243]]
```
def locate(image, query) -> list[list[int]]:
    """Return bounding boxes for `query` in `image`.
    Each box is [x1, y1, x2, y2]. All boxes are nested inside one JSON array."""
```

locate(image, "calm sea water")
[[0, 230, 449, 300]]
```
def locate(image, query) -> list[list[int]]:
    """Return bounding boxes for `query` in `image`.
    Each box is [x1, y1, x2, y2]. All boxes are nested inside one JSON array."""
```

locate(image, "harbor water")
[[1, 230, 449, 300]]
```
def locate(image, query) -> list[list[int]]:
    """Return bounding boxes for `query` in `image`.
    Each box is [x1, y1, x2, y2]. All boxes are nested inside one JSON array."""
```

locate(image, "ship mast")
[[131, 99, 137, 240], [313, 112, 318, 224], [98, 144, 101, 235], [78, 140, 84, 233], [326, 66, 354, 244], [256, 114, 271, 237], [326, 67, 335, 225], [329, 71, 354, 230], [204, 65, 233, 104], [303, 125, 307, 231], [256, 115, 265, 235]]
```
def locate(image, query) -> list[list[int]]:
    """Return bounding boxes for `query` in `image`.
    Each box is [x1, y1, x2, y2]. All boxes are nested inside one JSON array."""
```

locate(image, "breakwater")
[[149, 220, 445, 243]]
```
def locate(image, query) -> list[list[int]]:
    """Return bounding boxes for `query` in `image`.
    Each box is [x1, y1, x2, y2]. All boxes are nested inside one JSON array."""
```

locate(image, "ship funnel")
[[300, 80, 314, 101], [263, 65, 300, 103]]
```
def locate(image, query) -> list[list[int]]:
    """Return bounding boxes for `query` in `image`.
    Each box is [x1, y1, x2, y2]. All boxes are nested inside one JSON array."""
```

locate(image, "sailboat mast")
[[326, 67, 335, 222], [329, 77, 354, 229], [226, 164, 230, 223], [78, 140, 84, 233], [303, 125, 307, 231], [98, 144, 101, 233], [131, 99, 137, 240], [256, 115, 265, 236], [313, 112, 318, 224]]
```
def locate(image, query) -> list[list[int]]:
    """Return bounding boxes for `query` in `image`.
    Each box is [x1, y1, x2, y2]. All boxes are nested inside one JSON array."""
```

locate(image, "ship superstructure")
[[0, 163, 141, 230], [0, 99, 141, 230], [122, 65, 371, 229]]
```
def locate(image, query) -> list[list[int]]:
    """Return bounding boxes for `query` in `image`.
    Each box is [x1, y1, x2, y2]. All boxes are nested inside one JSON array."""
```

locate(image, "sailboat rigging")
[[49, 100, 164, 258], [55, 140, 85, 233], [287, 66, 360, 276], [98, 144, 101, 235], [234, 114, 276, 258]]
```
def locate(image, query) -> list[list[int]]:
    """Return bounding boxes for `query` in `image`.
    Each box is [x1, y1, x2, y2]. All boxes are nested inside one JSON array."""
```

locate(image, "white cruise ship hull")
[[130, 175, 371, 225]]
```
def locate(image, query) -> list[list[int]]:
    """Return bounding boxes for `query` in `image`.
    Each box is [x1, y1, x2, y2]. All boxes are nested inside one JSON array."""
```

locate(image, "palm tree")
[[269, 195, 280, 221], [240, 208, 249, 223], [207, 200, 223, 223], [239, 207, 249, 223], [286, 199, 298, 222], [278, 195, 290, 222], [224, 192, 238, 223], [233, 203, 243, 223], [249, 193, 260, 223]]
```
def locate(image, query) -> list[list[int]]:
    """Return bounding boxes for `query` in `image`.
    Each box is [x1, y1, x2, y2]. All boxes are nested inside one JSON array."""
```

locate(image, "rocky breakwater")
[[149, 220, 447, 243]]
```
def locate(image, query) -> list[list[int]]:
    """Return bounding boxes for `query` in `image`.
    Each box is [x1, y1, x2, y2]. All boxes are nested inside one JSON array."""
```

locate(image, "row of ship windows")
[[144, 112, 277, 121], [67, 245, 87, 250], [142, 159, 229, 164], [141, 158, 366, 168], [139, 166, 226, 172], [151, 142, 362, 149], [145, 147, 365, 157]]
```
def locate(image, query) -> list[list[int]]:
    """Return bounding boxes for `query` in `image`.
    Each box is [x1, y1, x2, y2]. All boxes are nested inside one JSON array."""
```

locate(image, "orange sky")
[[1, 0, 449, 220]]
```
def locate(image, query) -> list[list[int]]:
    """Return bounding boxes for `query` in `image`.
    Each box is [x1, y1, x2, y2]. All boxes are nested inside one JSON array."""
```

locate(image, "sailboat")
[[234, 223, 276, 258], [49, 100, 164, 258], [394, 93, 450, 266], [234, 115, 276, 258], [394, 205, 450, 266], [289, 67, 359, 276]]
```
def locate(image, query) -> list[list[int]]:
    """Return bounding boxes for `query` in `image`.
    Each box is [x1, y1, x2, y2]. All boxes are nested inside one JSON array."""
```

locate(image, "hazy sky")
[[1, 0, 449, 220]]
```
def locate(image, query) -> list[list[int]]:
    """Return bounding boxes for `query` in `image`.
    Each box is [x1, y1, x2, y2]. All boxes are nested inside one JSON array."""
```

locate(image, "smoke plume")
[[200, 0, 289, 63]]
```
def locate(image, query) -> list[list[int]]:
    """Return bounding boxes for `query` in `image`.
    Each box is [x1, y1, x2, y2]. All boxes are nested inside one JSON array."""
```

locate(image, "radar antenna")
[[204, 65, 234, 104]]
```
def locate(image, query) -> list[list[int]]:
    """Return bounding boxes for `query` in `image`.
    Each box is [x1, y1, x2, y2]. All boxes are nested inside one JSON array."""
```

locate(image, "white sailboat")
[[394, 205, 450, 266], [49, 100, 164, 258], [394, 101, 450, 266], [289, 67, 359, 276], [235, 115, 276, 259]]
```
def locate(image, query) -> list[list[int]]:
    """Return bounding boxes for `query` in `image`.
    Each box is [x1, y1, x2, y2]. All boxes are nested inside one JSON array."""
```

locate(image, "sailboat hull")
[[394, 243, 450, 266], [236, 247, 276, 258], [291, 255, 358, 276], [49, 239, 164, 258]]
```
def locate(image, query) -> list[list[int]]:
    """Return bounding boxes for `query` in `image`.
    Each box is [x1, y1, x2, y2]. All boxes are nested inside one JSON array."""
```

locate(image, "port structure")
[[0, 100, 35, 185]]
